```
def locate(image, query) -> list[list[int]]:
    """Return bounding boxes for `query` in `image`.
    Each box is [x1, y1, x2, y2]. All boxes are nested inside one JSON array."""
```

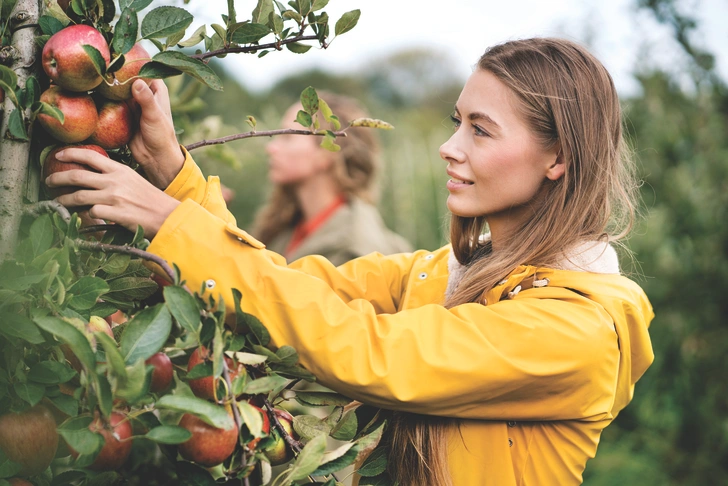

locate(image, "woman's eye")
[[450, 115, 461, 129], [473, 125, 489, 137]]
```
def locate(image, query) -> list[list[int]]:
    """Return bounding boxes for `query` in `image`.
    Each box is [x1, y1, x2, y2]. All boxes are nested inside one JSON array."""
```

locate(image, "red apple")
[[8, 479, 34, 486], [78, 209, 106, 241], [97, 43, 152, 101], [61, 313, 114, 372], [146, 352, 174, 393], [42, 25, 110, 92], [0, 405, 60, 477], [38, 87, 98, 143], [187, 347, 245, 401], [245, 404, 271, 450], [86, 98, 135, 150], [177, 410, 237, 467], [42, 144, 108, 199], [263, 408, 296, 465], [70, 412, 133, 471]]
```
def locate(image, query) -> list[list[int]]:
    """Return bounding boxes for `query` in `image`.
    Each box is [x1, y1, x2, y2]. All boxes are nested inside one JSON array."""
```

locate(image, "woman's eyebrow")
[[469, 111, 501, 129]]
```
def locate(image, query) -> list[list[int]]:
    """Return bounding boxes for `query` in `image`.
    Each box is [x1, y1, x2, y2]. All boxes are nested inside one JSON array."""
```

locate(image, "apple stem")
[[185, 127, 348, 151], [73, 239, 178, 285]]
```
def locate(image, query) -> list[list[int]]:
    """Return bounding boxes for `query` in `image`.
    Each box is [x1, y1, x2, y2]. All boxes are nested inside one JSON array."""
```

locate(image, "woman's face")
[[439, 69, 563, 236], [265, 104, 333, 186]]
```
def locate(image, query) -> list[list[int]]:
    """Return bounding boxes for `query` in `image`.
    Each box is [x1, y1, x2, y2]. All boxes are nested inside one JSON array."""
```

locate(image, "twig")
[[191, 34, 321, 62], [184, 128, 348, 151], [78, 224, 118, 235], [222, 360, 251, 486], [73, 239, 177, 284], [23, 200, 71, 222]]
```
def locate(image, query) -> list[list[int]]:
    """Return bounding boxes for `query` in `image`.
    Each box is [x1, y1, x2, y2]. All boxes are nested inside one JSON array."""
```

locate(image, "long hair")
[[251, 93, 381, 244], [387, 37, 639, 485]]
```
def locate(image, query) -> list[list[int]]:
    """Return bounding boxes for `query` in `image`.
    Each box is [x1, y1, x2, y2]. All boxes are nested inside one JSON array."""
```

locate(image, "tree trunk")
[[0, 0, 40, 260]]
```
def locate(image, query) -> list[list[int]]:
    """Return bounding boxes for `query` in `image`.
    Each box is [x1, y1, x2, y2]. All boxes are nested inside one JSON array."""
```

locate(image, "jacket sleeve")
[[149, 199, 621, 423]]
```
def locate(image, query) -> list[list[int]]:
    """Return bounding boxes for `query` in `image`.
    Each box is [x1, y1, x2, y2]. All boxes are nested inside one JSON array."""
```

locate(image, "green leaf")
[[114, 357, 148, 402], [0, 312, 45, 344], [100, 0, 116, 22], [0, 0, 19, 21], [25, 76, 41, 104], [58, 416, 105, 456], [39, 15, 64, 35], [67, 276, 110, 310], [148, 51, 222, 91], [311, 0, 328, 11], [164, 285, 201, 333], [286, 41, 311, 54], [81, 45, 107, 76], [242, 374, 288, 395], [103, 276, 158, 305], [334, 9, 360, 36], [349, 118, 394, 130], [156, 395, 234, 429], [141, 6, 193, 39], [269, 12, 284, 34], [112, 8, 139, 55], [293, 414, 331, 441], [175, 461, 216, 486], [0, 448, 22, 478], [185, 362, 213, 380], [101, 253, 131, 275], [357, 446, 388, 477], [300, 86, 319, 115], [137, 61, 183, 81], [34, 316, 96, 370], [0, 65, 17, 93], [318, 98, 340, 129], [123, 0, 153, 12], [288, 433, 327, 481], [94, 373, 113, 417], [314, 442, 356, 476], [33, 100, 65, 123], [95, 331, 128, 383], [8, 110, 28, 141], [252, 0, 274, 24], [295, 109, 312, 127], [119, 303, 172, 364], [320, 133, 340, 152], [330, 409, 357, 441], [275, 345, 299, 366], [178, 24, 207, 47], [232, 289, 270, 345], [13, 381, 45, 406], [28, 360, 76, 384], [231, 351, 267, 365], [237, 400, 263, 437], [48, 393, 79, 417], [295, 391, 351, 407], [230, 22, 270, 44], [0, 261, 46, 291], [145, 425, 192, 444]]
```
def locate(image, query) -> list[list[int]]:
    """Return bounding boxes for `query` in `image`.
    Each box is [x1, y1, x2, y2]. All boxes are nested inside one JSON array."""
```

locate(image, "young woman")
[[47, 37, 655, 485], [252, 93, 412, 265]]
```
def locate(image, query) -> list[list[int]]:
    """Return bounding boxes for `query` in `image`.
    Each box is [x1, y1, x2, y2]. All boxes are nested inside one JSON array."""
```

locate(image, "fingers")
[[55, 188, 106, 209], [50, 148, 117, 173], [133, 79, 171, 123], [149, 79, 172, 118]]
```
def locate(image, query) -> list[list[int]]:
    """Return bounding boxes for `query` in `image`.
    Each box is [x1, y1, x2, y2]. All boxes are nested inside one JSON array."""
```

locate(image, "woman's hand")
[[128, 79, 185, 190], [45, 147, 180, 239]]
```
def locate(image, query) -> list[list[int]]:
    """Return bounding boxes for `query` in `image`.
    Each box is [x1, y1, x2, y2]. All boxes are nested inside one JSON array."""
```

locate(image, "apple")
[[61, 314, 114, 372], [146, 352, 174, 393], [177, 410, 238, 467], [70, 412, 133, 471], [38, 87, 98, 143], [42, 144, 108, 198], [263, 408, 296, 465], [78, 209, 106, 241], [8, 479, 34, 486], [42, 25, 110, 92], [97, 43, 152, 101], [0, 405, 59, 477], [187, 347, 245, 401], [245, 404, 271, 450], [87, 99, 135, 150]]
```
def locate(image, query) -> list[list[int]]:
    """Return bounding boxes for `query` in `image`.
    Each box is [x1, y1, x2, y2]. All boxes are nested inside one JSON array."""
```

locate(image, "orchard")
[[0, 1, 392, 485]]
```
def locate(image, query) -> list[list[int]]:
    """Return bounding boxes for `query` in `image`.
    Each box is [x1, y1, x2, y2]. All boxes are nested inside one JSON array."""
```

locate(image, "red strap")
[[285, 195, 347, 257]]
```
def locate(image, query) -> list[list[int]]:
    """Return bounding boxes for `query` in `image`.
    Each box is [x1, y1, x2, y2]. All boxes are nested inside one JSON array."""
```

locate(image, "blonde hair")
[[387, 37, 639, 485], [251, 93, 381, 244]]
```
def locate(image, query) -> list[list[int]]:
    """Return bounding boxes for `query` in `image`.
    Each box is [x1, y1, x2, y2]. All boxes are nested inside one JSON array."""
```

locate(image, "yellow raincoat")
[[148, 153, 655, 485]]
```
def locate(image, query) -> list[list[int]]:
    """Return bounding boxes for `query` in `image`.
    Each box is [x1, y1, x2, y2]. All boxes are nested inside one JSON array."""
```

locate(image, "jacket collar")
[[445, 236, 620, 301]]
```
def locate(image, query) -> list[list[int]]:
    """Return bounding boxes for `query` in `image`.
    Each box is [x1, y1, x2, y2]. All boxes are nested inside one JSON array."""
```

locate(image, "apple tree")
[[0, 1, 393, 485]]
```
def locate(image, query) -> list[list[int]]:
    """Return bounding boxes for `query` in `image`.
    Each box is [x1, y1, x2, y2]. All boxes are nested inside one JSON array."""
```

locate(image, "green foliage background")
[[169, 4, 728, 484]]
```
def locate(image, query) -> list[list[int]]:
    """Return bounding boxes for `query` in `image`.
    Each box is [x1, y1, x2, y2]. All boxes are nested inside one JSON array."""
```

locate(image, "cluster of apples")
[[39, 24, 151, 198], [181, 346, 298, 467]]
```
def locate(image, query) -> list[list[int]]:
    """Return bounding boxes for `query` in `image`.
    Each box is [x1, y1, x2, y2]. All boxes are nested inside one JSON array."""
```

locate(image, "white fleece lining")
[[445, 238, 620, 301]]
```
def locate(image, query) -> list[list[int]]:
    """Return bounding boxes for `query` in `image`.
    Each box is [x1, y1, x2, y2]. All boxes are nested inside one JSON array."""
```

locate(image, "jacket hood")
[[447, 239, 655, 418]]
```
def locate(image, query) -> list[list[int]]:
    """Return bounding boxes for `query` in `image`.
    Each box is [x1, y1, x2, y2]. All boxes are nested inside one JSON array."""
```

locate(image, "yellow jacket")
[[149, 153, 655, 485]]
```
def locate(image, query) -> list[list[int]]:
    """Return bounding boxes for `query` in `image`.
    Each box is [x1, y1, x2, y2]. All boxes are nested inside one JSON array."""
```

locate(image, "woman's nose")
[[439, 133, 464, 164]]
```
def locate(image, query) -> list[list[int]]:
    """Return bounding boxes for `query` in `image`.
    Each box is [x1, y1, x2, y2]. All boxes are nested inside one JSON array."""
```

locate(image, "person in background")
[[251, 93, 412, 265], [47, 37, 655, 486]]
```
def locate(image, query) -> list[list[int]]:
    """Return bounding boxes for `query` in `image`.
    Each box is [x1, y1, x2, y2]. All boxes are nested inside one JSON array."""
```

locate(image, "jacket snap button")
[[424, 254, 434, 260], [507, 421, 517, 427], [508, 438, 514, 447], [205, 279, 216, 289], [418, 272, 428, 280], [237, 236, 244, 242]]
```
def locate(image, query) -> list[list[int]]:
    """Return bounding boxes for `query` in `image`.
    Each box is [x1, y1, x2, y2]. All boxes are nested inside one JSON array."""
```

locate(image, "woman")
[[252, 93, 412, 265], [47, 37, 655, 485]]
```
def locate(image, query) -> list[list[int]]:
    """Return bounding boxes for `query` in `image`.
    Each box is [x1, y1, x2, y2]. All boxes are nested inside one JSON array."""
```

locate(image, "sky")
[[186, 0, 728, 96]]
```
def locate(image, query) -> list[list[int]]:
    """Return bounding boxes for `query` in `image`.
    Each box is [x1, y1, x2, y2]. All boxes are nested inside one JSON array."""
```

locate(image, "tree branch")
[[73, 239, 177, 284], [23, 200, 71, 222], [221, 360, 251, 486], [191, 34, 321, 62], [184, 128, 347, 151]]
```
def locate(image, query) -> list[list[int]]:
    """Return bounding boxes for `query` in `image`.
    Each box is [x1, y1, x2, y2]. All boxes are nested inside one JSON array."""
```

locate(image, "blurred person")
[[48, 37, 655, 486], [251, 93, 412, 265]]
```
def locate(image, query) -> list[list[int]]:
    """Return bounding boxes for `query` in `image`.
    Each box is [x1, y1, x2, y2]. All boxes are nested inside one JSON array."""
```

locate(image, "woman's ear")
[[545, 147, 565, 181]]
